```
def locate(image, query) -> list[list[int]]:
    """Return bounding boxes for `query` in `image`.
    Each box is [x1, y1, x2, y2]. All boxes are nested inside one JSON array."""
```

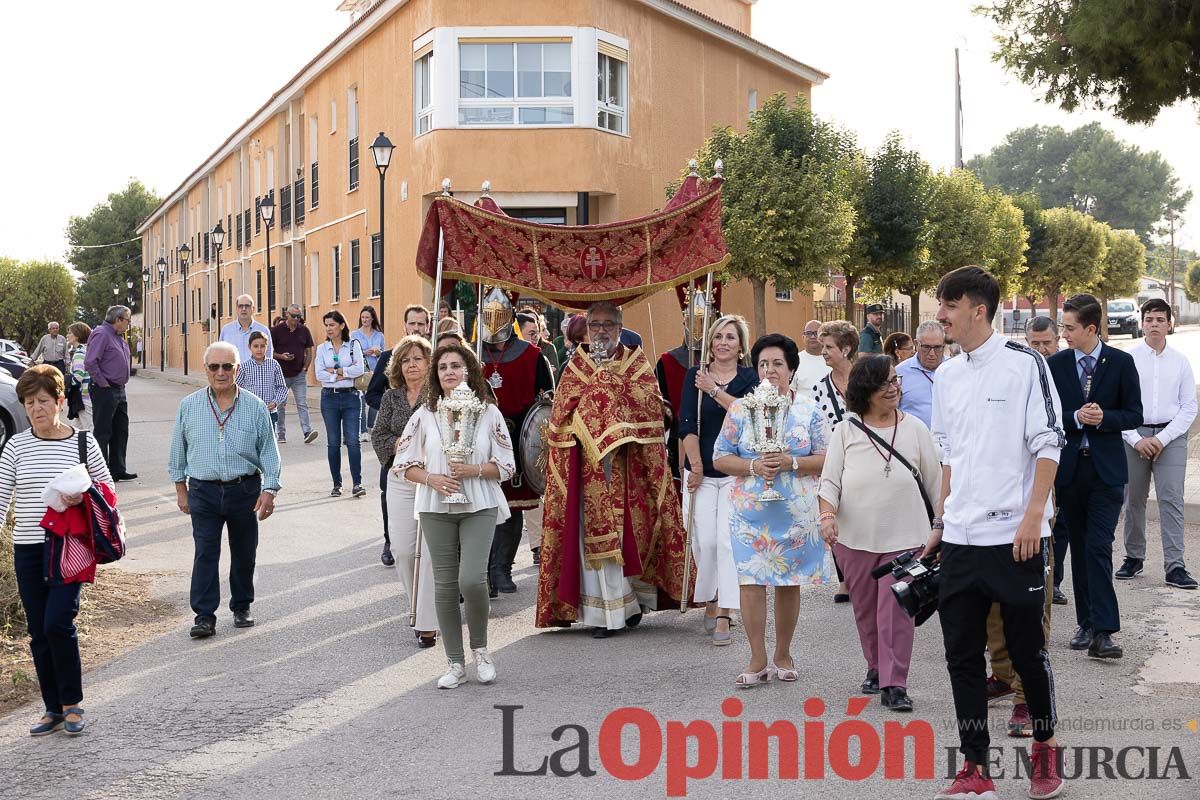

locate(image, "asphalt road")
[[1, 364, 1199, 800]]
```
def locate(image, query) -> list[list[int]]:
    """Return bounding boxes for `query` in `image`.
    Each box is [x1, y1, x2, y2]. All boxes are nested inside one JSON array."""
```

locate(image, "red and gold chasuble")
[[535, 345, 691, 628]]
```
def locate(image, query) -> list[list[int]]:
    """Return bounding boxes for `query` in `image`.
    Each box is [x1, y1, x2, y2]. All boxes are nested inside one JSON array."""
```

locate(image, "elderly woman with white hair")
[[168, 341, 282, 640], [679, 314, 757, 645]]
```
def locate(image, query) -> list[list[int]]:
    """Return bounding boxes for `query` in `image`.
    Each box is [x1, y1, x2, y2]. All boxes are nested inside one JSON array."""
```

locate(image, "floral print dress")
[[714, 391, 835, 587]]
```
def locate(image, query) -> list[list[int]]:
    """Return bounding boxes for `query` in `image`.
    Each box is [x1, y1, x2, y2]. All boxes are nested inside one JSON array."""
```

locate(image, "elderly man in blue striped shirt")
[[168, 341, 281, 640]]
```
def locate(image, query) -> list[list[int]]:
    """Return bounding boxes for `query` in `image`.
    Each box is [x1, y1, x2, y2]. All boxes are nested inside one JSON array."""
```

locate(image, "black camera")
[[870, 550, 941, 626]]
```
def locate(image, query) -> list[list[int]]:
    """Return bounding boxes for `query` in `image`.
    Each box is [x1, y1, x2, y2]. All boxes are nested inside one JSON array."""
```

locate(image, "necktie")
[[1080, 355, 1096, 398]]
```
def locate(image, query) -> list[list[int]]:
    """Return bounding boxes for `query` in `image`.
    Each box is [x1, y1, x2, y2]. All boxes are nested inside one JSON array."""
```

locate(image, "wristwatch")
[[791, 456, 799, 472]]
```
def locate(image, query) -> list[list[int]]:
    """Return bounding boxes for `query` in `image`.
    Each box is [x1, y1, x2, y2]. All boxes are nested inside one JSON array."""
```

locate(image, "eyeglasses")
[[882, 376, 903, 387], [588, 321, 618, 331], [237, 304, 252, 310], [918, 344, 946, 353], [802, 331, 820, 338], [206, 363, 235, 373]]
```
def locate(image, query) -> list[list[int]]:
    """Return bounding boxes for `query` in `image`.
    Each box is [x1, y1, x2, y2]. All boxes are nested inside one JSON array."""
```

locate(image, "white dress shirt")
[[791, 351, 831, 399], [314, 339, 366, 388], [1121, 340, 1197, 448]]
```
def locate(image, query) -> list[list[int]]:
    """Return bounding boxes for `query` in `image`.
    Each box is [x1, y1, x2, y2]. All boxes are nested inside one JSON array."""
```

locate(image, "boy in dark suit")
[[1047, 294, 1142, 660]]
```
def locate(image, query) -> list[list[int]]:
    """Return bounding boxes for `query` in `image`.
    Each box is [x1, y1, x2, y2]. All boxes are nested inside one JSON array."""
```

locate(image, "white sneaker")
[[437, 662, 468, 689], [473, 647, 497, 684]]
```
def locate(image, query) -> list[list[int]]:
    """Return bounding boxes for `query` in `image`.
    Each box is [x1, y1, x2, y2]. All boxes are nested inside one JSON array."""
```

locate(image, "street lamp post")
[[370, 131, 394, 328], [125, 276, 135, 369], [157, 257, 166, 371], [259, 194, 274, 321], [211, 221, 225, 330], [141, 267, 150, 369], [180, 243, 191, 376]]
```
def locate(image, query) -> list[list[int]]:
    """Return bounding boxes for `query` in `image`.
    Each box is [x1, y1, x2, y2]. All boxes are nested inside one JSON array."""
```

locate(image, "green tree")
[[1184, 261, 1200, 303], [979, 0, 1200, 124], [1088, 227, 1146, 338], [0, 258, 77, 350], [1024, 208, 1108, 313], [967, 123, 1189, 243], [853, 133, 932, 324], [685, 94, 856, 336], [66, 179, 160, 325], [985, 188, 1031, 298], [1011, 193, 1048, 309]]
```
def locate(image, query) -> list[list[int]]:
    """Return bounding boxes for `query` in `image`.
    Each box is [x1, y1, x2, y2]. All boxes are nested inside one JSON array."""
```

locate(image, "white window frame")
[[596, 49, 627, 135], [415, 27, 629, 135], [414, 49, 434, 136], [457, 40, 574, 127], [775, 286, 793, 302], [330, 99, 337, 134]]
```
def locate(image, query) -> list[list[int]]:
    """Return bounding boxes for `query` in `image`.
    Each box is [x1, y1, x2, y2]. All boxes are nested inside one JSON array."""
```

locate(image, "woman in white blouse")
[[810, 318, 858, 603], [817, 355, 941, 713], [315, 310, 366, 498], [397, 341, 516, 689]]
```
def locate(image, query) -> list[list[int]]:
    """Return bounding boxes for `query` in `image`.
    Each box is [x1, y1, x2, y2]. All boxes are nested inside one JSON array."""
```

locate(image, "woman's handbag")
[[351, 340, 372, 392], [847, 417, 934, 524]]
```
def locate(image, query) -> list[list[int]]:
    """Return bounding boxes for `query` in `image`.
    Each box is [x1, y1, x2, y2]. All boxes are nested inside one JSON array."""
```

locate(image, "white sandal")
[[734, 665, 776, 688]]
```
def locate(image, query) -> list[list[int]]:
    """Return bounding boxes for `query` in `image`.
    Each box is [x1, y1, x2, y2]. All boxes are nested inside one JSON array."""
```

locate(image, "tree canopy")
[[0, 258, 77, 350], [852, 133, 931, 322], [685, 94, 855, 336], [1023, 207, 1108, 311], [66, 179, 160, 325], [1089, 227, 1146, 303], [967, 123, 1189, 243], [979, 0, 1200, 124]]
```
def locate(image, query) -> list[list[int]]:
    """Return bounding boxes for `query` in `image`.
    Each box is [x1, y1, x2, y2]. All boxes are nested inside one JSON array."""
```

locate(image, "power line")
[[69, 236, 143, 249]]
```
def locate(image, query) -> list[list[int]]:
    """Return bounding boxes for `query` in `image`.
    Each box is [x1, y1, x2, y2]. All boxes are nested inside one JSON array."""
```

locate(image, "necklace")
[[207, 388, 240, 442], [482, 340, 512, 389], [864, 409, 899, 476]]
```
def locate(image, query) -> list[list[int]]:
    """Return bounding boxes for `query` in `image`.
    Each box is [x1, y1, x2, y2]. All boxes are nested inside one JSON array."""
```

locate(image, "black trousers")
[[1058, 455, 1123, 634], [14, 545, 83, 712], [1051, 513, 1070, 588], [90, 384, 129, 476], [939, 542, 1057, 765], [188, 476, 260, 622]]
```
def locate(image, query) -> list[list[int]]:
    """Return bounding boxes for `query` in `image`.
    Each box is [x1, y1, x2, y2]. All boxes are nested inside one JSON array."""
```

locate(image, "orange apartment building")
[[136, 0, 826, 371]]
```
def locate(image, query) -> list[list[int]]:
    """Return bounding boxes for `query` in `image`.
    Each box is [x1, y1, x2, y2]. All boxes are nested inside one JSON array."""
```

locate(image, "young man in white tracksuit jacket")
[[925, 266, 1067, 800]]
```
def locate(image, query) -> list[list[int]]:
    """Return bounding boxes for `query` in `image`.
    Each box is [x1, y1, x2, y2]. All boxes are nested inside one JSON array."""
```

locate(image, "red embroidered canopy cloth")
[[414, 175, 729, 311]]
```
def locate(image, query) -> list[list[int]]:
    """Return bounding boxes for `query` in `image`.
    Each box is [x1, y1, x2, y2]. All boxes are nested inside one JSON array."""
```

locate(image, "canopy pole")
[[681, 268, 715, 614], [432, 178, 452, 309]]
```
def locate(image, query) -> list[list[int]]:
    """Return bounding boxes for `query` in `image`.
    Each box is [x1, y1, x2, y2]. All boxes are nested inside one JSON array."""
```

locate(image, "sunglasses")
[[206, 362, 236, 373], [288, 313, 303, 319]]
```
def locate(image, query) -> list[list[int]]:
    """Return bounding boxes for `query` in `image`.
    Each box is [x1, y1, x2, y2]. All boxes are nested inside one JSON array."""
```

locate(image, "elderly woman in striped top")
[[0, 366, 112, 737]]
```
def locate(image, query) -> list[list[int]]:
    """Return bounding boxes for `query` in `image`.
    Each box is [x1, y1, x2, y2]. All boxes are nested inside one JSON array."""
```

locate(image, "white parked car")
[[0, 338, 28, 359], [0, 370, 31, 453]]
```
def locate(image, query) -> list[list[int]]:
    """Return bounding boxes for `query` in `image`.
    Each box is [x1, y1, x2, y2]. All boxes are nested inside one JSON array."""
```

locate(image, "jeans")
[[187, 476, 261, 623], [14, 544, 83, 712], [359, 392, 378, 434], [90, 384, 129, 475], [277, 373, 312, 438], [321, 389, 362, 487]]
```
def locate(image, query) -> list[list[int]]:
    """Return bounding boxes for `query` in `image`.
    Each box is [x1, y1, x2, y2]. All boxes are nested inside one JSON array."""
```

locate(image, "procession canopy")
[[415, 172, 730, 311]]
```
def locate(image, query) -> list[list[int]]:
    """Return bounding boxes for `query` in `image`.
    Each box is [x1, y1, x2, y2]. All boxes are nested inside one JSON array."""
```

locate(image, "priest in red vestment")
[[535, 301, 690, 637]]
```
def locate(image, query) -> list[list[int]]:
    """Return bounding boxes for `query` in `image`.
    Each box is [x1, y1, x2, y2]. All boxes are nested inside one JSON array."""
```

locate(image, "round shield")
[[518, 393, 554, 496]]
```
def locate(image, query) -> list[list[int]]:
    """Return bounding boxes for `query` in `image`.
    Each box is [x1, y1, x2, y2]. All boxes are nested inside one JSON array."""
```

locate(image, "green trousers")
[[419, 508, 496, 664]]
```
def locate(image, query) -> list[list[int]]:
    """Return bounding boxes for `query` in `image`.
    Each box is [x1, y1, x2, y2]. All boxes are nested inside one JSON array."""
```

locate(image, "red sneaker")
[[934, 761, 999, 800], [1007, 703, 1033, 737], [986, 675, 1014, 706], [1028, 741, 1064, 799]]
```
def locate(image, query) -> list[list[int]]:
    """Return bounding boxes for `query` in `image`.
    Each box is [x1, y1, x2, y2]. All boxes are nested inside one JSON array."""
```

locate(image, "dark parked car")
[[1107, 300, 1141, 338], [0, 351, 29, 379]]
